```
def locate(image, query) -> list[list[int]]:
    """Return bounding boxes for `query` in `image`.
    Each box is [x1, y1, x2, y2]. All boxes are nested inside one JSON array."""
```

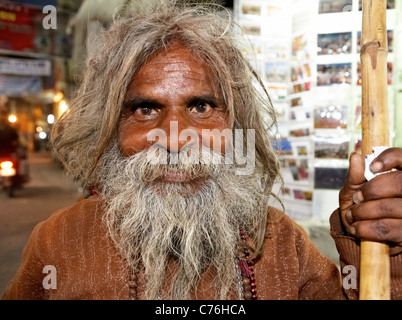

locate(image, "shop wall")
[[234, 0, 401, 222]]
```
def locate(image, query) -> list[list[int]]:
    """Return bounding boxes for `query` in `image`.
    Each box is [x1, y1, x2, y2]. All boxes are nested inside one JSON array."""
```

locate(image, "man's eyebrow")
[[122, 96, 161, 108], [123, 95, 224, 108], [186, 95, 223, 107]]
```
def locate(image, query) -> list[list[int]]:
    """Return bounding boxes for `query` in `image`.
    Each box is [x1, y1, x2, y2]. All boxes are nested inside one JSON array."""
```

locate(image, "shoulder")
[[31, 197, 106, 252], [264, 207, 323, 262], [266, 206, 308, 240], [41, 196, 103, 227]]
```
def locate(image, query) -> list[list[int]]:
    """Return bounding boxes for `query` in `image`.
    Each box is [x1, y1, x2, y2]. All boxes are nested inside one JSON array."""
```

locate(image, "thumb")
[[346, 152, 366, 186], [339, 152, 366, 211]]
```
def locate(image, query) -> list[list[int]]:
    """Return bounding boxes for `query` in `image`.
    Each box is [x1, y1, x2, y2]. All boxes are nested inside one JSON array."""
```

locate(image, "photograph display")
[[291, 64, 311, 82], [265, 62, 288, 83], [314, 105, 348, 129], [318, 0, 352, 14], [290, 128, 311, 137], [241, 4, 261, 15], [273, 138, 292, 156], [317, 63, 352, 86], [282, 158, 309, 182], [292, 34, 311, 61], [317, 32, 352, 55], [314, 136, 349, 159], [241, 24, 261, 36], [294, 189, 313, 201], [314, 167, 348, 189]]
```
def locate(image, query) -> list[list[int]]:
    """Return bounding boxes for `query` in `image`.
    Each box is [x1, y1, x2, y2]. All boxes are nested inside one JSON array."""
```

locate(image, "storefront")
[[233, 0, 401, 222]]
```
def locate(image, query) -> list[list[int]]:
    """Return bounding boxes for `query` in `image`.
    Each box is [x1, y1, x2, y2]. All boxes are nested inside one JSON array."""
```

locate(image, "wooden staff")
[[359, 0, 390, 300]]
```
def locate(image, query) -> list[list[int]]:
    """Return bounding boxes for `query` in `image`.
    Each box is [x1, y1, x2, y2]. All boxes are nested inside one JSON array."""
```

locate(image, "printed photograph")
[[241, 4, 261, 16], [317, 32, 352, 55], [265, 61, 288, 83], [317, 63, 352, 86], [314, 167, 348, 189], [314, 136, 349, 159], [314, 105, 348, 129], [318, 0, 352, 14]]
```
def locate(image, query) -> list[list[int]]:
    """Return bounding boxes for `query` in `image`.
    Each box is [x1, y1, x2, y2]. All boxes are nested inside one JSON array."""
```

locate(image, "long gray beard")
[[98, 145, 268, 299]]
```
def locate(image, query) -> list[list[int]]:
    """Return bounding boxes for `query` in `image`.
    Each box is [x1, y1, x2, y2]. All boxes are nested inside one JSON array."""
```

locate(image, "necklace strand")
[[128, 231, 257, 300]]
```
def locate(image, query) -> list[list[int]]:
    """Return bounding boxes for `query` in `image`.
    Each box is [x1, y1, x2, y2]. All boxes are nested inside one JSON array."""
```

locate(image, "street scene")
[[0, 151, 80, 295], [0, 0, 401, 302]]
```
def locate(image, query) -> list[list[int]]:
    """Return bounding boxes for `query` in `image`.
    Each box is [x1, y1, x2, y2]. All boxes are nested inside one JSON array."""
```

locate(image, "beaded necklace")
[[128, 230, 257, 300]]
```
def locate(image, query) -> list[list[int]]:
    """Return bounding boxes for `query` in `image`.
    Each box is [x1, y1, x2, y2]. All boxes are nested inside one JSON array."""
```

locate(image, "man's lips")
[[160, 170, 192, 183]]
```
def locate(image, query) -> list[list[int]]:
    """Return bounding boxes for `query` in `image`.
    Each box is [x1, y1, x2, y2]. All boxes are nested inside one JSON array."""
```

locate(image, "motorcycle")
[[0, 152, 29, 198], [0, 158, 18, 197]]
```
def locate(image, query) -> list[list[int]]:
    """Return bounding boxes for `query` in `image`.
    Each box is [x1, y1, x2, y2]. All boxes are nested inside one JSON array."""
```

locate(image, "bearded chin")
[[98, 144, 268, 300]]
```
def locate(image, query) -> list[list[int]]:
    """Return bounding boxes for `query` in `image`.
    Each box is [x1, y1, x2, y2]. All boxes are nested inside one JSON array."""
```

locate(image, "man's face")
[[118, 43, 229, 183]]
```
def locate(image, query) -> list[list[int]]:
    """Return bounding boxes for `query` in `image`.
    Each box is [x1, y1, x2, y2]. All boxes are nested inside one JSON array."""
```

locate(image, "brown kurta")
[[2, 197, 402, 300]]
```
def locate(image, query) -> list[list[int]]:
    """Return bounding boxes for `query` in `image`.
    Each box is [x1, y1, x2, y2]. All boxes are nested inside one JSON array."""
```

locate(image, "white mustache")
[[124, 146, 228, 182]]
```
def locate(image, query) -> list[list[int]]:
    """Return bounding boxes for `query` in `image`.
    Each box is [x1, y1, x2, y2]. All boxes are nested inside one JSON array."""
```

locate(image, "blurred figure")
[[0, 110, 19, 159]]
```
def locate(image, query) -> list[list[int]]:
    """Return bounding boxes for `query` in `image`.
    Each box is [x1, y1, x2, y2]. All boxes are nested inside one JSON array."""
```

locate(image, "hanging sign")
[[0, 57, 51, 76]]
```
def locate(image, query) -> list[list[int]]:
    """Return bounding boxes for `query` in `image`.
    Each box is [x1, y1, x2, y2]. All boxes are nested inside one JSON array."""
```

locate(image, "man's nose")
[[157, 110, 196, 153]]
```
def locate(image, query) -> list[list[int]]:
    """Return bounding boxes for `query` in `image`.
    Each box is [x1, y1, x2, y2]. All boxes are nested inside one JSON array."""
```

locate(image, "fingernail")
[[349, 226, 356, 235], [345, 210, 353, 224], [353, 191, 364, 204], [370, 161, 383, 173]]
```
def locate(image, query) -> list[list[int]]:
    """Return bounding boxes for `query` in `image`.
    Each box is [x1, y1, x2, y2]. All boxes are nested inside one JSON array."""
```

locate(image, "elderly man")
[[2, 2, 402, 300]]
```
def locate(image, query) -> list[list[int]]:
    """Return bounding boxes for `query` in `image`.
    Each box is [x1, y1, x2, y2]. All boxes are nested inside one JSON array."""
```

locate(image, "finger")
[[370, 147, 402, 173], [350, 218, 402, 245], [350, 198, 402, 221], [339, 152, 366, 211], [345, 152, 366, 186], [358, 170, 402, 201]]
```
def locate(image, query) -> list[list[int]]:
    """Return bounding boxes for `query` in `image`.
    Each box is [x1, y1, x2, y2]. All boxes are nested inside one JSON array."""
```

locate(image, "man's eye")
[[190, 103, 212, 114], [131, 106, 158, 116]]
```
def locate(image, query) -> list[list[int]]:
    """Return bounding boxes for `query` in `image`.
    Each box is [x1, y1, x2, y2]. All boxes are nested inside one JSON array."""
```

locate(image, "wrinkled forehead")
[[133, 42, 217, 84]]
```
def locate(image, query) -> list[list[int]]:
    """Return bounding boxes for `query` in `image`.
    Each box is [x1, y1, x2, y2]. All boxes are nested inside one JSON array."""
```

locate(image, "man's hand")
[[339, 148, 402, 246]]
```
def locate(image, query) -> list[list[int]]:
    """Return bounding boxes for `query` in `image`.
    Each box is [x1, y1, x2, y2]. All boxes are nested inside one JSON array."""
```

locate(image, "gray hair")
[[51, 0, 281, 258]]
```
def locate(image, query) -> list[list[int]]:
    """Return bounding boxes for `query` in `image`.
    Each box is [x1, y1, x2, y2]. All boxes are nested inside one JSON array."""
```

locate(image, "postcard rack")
[[234, 0, 398, 222]]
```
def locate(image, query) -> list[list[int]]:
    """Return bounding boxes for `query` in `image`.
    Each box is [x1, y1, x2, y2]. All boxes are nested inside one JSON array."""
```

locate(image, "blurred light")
[[47, 114, 55, 124], [0, 161, 13, 170], [53, 92, 64, 103], [39, 132, 47, 140], [0, 161, 15, 176], [333, 111, 342, 121], [59, 100, 68, 113], [36, 126, 43, 133], [8, 115, 17, 123]]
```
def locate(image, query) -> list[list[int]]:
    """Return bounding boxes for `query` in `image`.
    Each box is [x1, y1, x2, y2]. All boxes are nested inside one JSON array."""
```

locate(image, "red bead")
[[250, 282, 256, 288], [251, 288, 257, 294]]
